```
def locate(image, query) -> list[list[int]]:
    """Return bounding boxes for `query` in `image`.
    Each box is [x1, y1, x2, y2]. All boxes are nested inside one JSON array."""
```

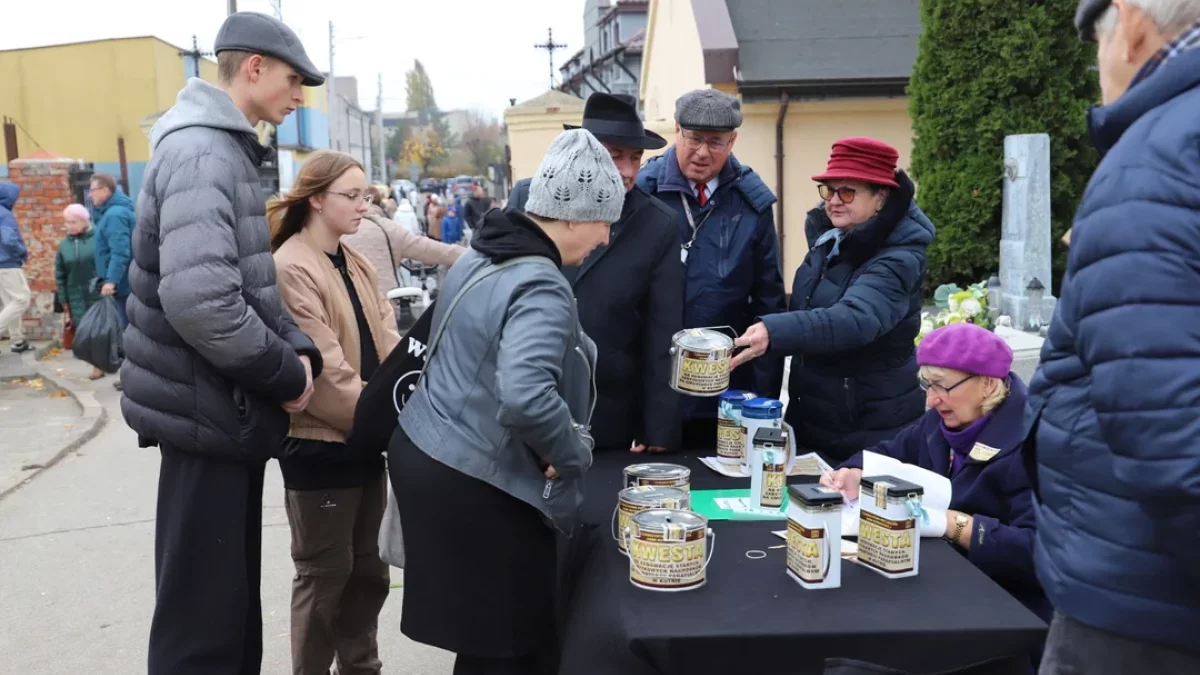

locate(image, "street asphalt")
[[0, 351, 454, 674]]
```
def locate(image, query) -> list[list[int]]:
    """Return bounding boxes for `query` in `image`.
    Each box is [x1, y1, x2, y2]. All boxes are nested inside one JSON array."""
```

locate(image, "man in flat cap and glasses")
[[1027, 2, 1200, 674], [637, 89, 786, 449], [510, 93, 684, 455], [121, 12, 326, 675]]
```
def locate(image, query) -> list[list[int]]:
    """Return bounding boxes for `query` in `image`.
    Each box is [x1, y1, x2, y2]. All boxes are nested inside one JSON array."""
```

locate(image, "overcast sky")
[[1, 0, 587, 119]]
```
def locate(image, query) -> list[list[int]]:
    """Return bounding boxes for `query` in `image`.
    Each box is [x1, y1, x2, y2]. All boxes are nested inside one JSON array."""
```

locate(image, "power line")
[[1, 114, 44, 150]]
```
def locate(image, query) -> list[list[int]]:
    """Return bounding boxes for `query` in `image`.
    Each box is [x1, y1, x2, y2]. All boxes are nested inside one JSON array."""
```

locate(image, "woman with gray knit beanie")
[[388, 129, 624, 675]]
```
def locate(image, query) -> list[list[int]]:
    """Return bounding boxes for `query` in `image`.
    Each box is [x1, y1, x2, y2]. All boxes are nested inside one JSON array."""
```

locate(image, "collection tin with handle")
[[668, 327, 736, 396], [858, 475, 925, 579], [612, 485, 691, 554], [786, 484, 843, 589], [622, 509, 715, 591], [624, 462, 691, 493]]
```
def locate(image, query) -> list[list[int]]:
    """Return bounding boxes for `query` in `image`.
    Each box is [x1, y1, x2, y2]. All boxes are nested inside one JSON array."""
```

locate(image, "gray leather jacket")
[[399, 250, 597, 534]]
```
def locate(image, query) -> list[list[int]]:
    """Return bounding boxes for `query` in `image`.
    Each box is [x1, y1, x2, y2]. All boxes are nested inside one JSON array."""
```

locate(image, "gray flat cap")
[[675, 89, 743, 131], [215, 12, 325, 87], [1076, 0, 1114, 42]]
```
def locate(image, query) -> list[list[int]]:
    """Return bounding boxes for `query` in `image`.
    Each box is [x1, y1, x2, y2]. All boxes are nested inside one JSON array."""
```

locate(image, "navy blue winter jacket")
[[763, 172, 932, 464], [0, 182, 28, 269], [92, 189, 135, 296], [1025, 47, 1200, 654], [637, 148, 786, 420], [843, 375, 1050, 623]]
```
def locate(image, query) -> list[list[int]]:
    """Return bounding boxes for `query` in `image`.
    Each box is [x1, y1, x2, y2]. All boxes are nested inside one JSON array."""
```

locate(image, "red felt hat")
[[812, 137, 900, 188]]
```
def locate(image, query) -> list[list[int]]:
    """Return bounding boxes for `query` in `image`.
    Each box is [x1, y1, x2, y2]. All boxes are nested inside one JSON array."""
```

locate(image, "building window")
[[615, 17, 621, 44]]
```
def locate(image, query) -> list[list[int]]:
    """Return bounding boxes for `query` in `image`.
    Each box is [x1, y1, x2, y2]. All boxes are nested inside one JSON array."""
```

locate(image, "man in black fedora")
[[510, 93, 683, 455]]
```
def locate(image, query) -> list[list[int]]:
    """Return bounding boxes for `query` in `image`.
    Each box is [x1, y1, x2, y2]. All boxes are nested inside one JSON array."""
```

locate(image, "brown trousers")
[[285, 473, 390, 675]]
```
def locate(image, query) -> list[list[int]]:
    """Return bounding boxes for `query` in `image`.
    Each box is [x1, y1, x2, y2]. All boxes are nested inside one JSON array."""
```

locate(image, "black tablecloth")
[[557, 452, 1047, 675]]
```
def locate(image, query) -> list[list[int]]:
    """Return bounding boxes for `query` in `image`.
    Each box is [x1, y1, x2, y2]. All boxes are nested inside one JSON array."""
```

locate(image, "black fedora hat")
[[564, 93, 667, 150]]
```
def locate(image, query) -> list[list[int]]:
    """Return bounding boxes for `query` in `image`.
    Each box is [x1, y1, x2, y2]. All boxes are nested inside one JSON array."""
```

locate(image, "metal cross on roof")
[[178, 35, 213, 60], [534, 27, 568, 89]]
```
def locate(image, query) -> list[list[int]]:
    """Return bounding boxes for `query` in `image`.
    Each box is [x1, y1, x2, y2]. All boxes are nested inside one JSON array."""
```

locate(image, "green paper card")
[[689, 489, 789, 521]]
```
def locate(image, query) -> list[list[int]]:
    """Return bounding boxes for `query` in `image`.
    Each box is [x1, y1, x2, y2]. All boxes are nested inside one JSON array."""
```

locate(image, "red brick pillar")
[[5, 157, 74, 341]]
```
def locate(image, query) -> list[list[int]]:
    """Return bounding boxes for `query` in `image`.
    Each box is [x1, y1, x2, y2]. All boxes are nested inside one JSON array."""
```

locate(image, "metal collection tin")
[[786, 484, 843, 589], [624, 509, 714, 591], [858, 475, 925, 579], [612, 485, 691, 553], [740, 398, 783, 471], [669, 328, 734, 396], [716, 390, 756, 465], [623, 463, 691, 493], [749, 427, 788, 509]]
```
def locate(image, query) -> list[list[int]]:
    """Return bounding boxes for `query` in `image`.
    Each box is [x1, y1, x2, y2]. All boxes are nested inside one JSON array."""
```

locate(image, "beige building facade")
[[503, 90, 586, 186]]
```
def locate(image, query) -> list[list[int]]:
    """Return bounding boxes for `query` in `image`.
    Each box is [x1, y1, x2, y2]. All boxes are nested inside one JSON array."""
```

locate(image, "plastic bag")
[[73, 296, 123, 373]]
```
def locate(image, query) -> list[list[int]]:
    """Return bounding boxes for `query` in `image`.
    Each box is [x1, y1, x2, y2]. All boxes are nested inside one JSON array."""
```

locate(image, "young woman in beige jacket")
[[269, 150, 401, 675]]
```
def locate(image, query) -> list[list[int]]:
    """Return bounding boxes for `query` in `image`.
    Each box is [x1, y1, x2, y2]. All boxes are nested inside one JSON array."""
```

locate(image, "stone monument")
[[999, 134, 1057, 330]]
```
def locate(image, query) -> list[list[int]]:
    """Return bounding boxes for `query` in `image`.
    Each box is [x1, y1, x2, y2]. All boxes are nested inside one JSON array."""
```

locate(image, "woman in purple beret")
[[822, 323, 1050, 629]]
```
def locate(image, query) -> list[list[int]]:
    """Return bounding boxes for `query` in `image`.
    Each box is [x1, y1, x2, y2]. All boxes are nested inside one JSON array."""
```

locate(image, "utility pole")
[[376, 73, 387, 182], [534, 27, 567, 89], [269, 0, 282, 20], [227, 0, 237, 16], [328, 21, 337, 151]]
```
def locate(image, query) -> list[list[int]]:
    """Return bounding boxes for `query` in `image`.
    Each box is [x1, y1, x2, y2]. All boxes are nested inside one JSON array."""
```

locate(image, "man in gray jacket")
[[120, 12, 326, 675]]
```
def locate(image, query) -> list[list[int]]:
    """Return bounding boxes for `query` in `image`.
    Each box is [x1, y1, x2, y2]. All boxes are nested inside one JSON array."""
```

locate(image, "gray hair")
[[1095, 0, 1200, 39]]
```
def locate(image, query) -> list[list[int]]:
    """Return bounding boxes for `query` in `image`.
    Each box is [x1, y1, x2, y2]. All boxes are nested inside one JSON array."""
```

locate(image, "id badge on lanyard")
[[679, 194, 711, 266]]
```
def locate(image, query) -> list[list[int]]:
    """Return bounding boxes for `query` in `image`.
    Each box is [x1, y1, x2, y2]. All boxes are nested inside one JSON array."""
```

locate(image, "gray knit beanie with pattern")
[[525, 129, 625, 224]]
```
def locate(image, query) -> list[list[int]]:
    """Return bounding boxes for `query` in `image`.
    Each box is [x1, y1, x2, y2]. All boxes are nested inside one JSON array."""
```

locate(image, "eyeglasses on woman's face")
[[818, 184, 859, 204], [327, 190, 375, 205], [919, 374, 977, 397]]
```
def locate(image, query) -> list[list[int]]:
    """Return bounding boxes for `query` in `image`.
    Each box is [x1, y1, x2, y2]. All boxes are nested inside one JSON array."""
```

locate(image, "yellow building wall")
[[0, 37, 217, 164], [641, 0, 707, 126], [504, 109, 586, 183], [739, 97, 914, 291]]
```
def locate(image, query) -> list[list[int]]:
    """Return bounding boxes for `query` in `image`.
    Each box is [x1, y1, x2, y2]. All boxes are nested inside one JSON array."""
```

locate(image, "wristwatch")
[[949, 513, 970, 546]]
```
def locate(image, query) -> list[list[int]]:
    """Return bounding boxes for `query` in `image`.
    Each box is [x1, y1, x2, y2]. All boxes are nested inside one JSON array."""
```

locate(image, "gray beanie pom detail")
[[526, 129, 625, 224]]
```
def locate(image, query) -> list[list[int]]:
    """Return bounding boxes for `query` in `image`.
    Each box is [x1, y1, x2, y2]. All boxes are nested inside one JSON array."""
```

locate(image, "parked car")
[[450, 175, 475, 198], [418, 177, 445, 194]]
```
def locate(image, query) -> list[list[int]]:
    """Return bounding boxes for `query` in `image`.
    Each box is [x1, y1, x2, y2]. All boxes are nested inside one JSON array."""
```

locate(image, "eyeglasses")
[[680, 130, 733, 152], [327, 190, 374, 205], [919, 374, 976, 397], [818, 185, 858, 204]]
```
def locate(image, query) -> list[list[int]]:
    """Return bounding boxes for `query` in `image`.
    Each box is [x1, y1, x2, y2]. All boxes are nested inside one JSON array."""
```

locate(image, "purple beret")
[[917, 323, 1013, 379]]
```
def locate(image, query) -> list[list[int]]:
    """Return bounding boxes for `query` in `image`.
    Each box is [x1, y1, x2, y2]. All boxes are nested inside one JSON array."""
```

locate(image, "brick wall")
[[5, 158, 73, 341]]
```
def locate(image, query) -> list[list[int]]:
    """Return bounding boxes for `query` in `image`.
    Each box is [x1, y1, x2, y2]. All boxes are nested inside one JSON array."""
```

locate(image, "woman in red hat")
[[731, 137, 934, 465]]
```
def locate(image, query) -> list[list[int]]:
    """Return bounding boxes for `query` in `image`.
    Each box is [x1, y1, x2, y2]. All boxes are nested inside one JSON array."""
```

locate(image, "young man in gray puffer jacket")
[[119, 12, 326, 675]]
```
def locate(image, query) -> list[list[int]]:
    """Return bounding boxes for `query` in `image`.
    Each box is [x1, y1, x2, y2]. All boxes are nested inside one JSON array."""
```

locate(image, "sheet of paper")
[[713, 497, 787, 518], [843, 450, 954, 538], [699, 451, 833, 479]]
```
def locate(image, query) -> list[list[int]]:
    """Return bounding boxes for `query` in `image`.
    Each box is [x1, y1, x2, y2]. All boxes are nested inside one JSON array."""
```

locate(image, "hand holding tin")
[[730, 322, 771, 370], [820, 467, 863, 500]]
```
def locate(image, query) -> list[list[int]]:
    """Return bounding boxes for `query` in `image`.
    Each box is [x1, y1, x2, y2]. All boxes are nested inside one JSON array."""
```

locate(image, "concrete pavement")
[[0, 350, 454, 674]]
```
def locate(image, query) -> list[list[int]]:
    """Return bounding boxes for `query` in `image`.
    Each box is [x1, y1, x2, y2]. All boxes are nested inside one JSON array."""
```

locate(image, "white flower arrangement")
[[916, 280, 993, 346]]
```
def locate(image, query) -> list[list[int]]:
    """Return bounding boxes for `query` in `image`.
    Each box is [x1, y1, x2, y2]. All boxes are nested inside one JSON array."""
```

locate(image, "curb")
[[0, 346, 109, 502]]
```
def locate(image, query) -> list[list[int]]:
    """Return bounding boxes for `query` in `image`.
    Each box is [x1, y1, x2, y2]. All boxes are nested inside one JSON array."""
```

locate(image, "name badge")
[[968, 443, 1000, 462], [680, 247, 689, 265]]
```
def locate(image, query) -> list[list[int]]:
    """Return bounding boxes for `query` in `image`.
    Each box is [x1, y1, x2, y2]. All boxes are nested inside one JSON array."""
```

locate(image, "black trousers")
[[149, 445, 266, 675]]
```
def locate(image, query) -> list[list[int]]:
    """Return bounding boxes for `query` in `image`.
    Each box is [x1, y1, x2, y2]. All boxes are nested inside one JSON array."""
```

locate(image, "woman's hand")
[[820, 468, 863, 500], [730, 322, 771, 370], [631, 444, 668, 454], [544, 465, 559, 479]]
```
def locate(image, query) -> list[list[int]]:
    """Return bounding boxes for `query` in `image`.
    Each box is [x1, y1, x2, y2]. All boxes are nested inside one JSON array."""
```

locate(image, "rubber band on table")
[[745, 549, 767, 560]]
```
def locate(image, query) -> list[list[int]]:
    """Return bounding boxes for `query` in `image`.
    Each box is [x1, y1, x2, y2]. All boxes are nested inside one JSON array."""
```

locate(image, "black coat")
[[510, 180, 683, 451], [759, 171, 934, 465]]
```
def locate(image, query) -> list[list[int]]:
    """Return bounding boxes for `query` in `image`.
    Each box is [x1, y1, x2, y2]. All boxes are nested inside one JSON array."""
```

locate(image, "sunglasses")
[[818, 185, 858, 204]]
